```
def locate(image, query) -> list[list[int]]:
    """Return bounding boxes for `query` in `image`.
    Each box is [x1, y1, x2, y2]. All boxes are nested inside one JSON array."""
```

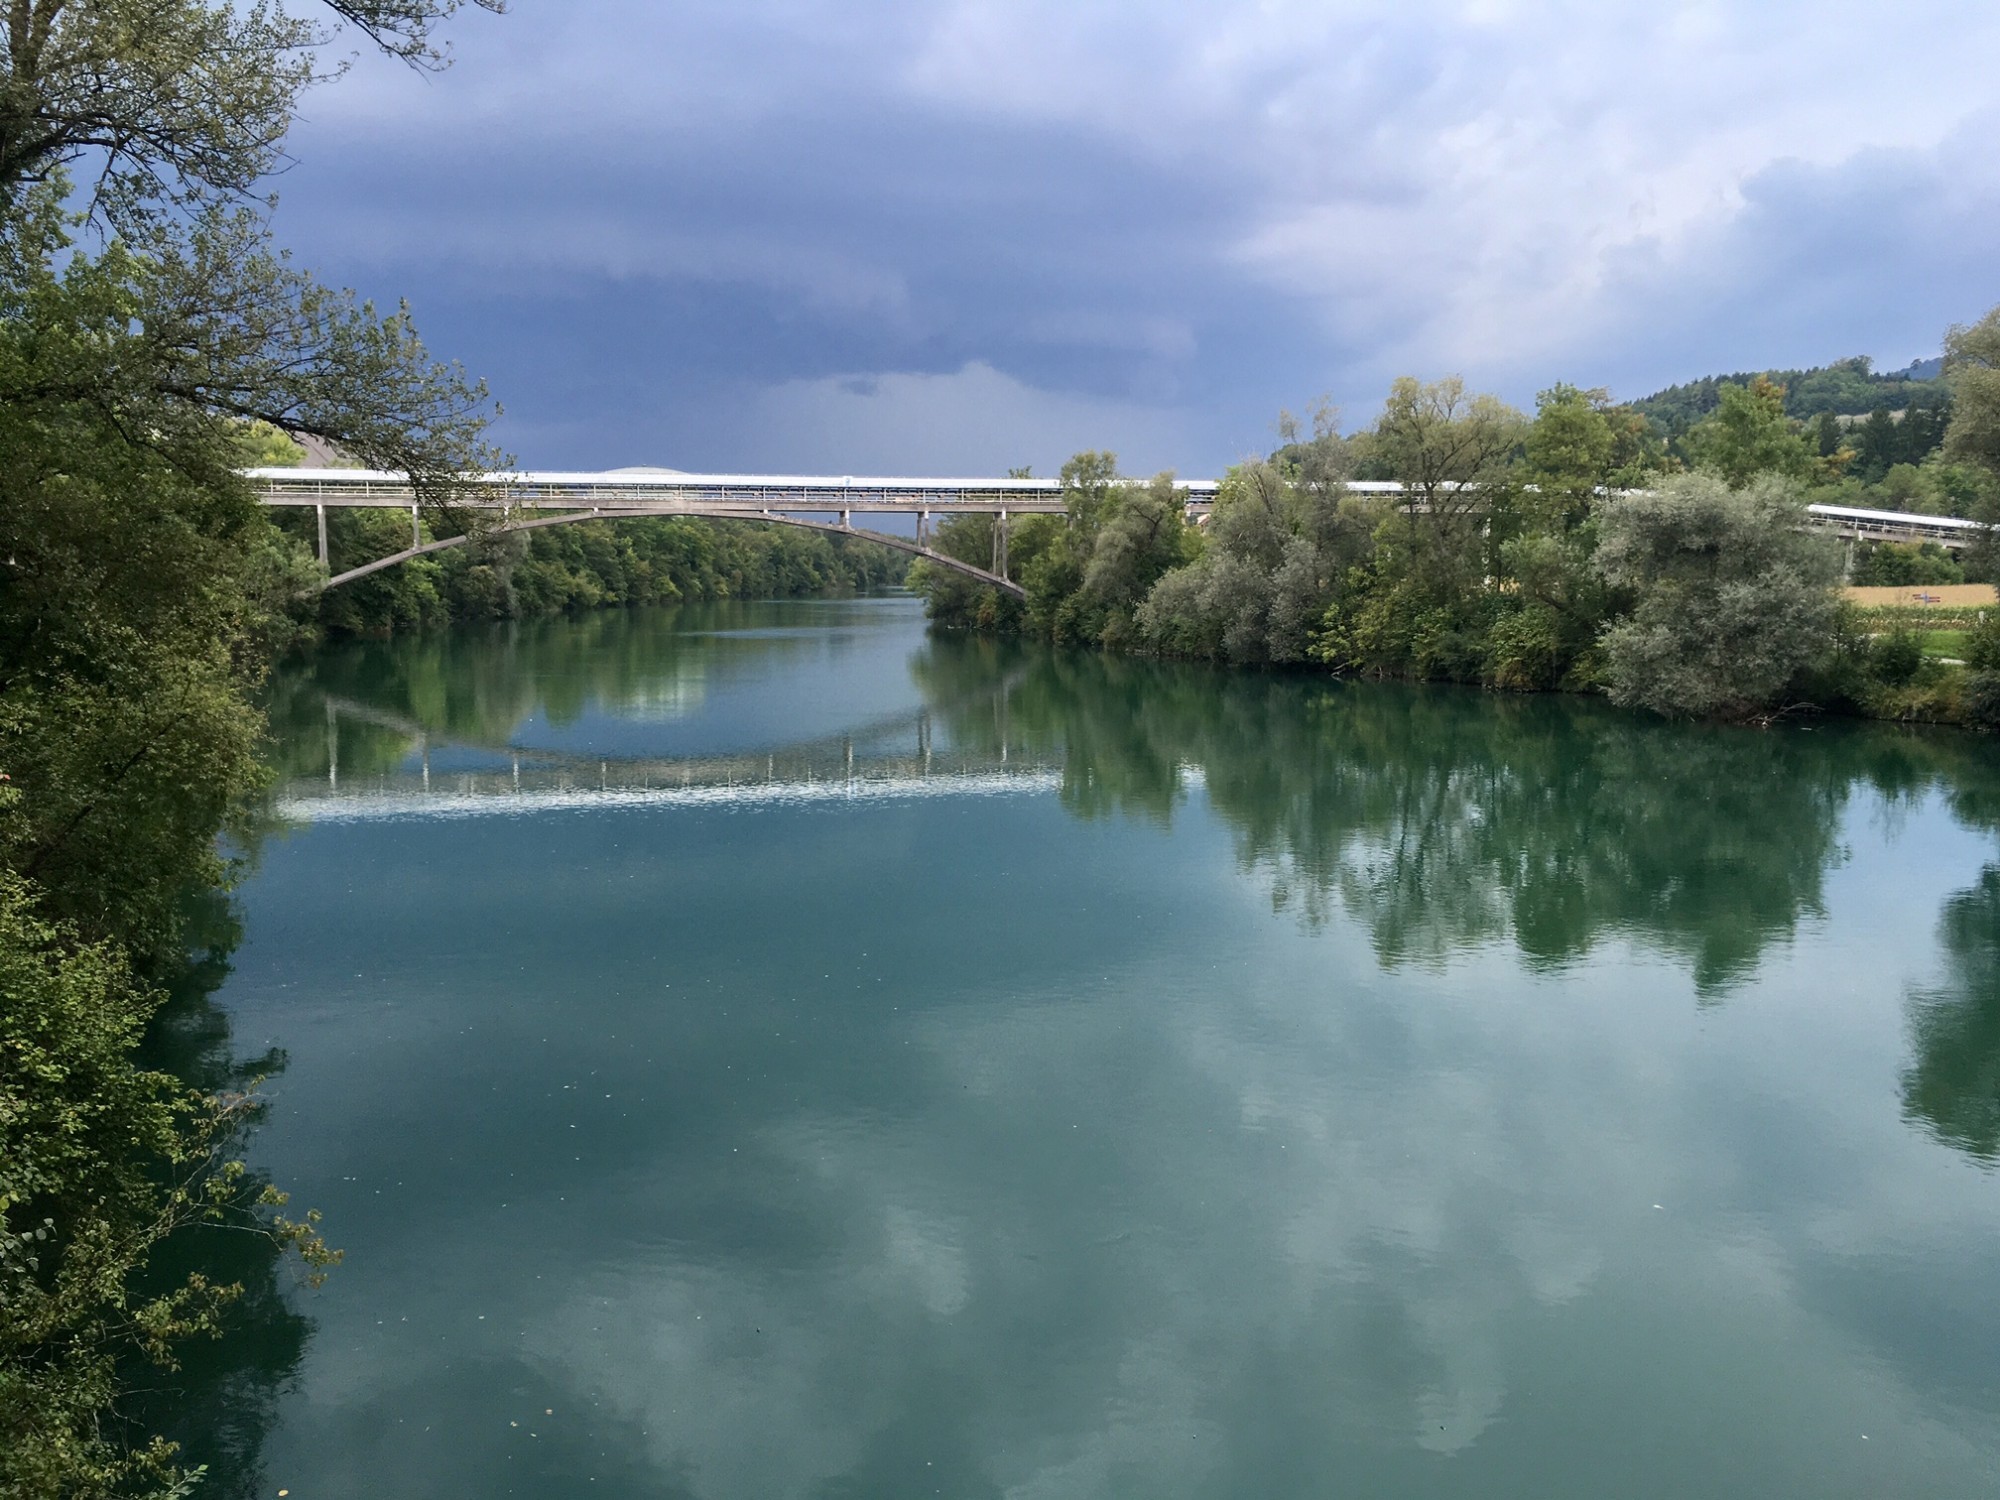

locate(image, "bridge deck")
[[248, 470, 1989, 549]]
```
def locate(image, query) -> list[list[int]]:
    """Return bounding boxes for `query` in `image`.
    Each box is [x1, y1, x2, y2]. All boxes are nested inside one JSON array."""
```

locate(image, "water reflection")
[[210, 598, 2000, 1498], [271, 603, 2000, 1007], [915, 643, 1963, 994], [125, 891, 313, 1498], [1904, 866, 2000, 1161], [265, 598, 930, 783]]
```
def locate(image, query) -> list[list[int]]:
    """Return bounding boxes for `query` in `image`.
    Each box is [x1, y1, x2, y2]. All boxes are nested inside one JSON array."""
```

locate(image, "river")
[[174, 594, 2000, 1498]]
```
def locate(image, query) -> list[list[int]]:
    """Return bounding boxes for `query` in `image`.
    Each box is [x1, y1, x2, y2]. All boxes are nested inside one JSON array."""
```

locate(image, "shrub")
[[1963, 611, 2000, 672], [1964, 671, 2000, 729], [1869, 629, 1926, 686], [1595, 473, 1841, 719]]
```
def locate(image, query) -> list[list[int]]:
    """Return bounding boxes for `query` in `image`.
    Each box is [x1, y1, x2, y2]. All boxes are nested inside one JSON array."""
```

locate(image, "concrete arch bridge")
[[253, 468, 1232, 600], [251, 469, 1987, 597]]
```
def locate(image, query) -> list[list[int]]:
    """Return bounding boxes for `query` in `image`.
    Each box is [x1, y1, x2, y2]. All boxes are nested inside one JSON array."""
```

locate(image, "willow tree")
[[1, 3, 502, 1491], [1594, 473, 1840, 720]]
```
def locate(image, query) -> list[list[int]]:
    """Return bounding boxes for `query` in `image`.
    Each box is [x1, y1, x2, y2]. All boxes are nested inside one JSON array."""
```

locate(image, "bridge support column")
[[841, 508, 851, 530], [994, 509, 1009, 580], [411, 504, 422, 551], [316, 504, 328, 567]]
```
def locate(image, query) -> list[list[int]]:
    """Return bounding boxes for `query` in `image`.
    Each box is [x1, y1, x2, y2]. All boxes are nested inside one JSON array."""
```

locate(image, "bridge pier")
[[993, 508, 1009, 580], [411, 504, 421, 550], [316, 503, 328, 567]]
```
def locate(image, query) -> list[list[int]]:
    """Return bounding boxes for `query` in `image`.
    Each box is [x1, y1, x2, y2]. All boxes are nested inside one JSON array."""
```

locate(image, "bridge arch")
[[315, 508, 1025, 599]]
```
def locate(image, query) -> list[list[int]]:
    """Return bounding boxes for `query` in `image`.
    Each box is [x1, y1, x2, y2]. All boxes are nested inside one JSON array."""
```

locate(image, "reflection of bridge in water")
[[278, 697, 1063, 823]]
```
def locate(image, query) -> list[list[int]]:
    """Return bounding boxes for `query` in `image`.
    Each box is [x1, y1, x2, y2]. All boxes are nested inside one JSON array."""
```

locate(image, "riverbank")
[[271, 511, 911, 637], [909, 457, 1999, 733]]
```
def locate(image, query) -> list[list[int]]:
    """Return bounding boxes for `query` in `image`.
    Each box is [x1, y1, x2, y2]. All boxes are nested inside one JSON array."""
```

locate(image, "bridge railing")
[[244, 468, 1149, 510], [245, 469, 1990, 547]]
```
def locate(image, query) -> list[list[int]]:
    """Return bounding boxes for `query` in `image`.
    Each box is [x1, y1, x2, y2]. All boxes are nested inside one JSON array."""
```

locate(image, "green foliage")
[[920, 360, 1993, 731], [912, 453, 1195, 649], [1868, 628, 1925, 687], [1945, 305, 2000, 475], [1683, 378, 1816, 487], [0, 1, 509, 1486], [0, 260, 301, 958], [1634, 355, 1942, 430], [291, 512, 910, 636], [1849, 541, 1964, 587], [1962, 611, 2000, 672], [1595, 474, 1841, 720], [1964, 673, 2000, 730], [909, 512, 1027, 632], [0, 874, 338, 1497], [0, 3, 506, 225], [1370, 375, 1525, 561], [1136, 453, 1375, 665], [230, 421, 307, 468]]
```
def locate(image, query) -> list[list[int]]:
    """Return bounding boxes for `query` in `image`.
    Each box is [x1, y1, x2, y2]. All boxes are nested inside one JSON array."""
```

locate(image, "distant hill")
[[1631, 355, 1945, 433]]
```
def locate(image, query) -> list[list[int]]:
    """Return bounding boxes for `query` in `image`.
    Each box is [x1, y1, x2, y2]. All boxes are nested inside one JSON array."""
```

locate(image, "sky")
[[273, 0, 2000, 476]]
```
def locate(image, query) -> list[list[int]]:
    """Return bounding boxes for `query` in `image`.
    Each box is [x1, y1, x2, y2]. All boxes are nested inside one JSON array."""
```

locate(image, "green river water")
[[174, 594, 2000, 1498]]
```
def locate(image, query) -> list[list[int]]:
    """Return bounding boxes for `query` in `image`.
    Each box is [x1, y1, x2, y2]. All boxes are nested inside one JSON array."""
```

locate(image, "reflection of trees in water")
[[1896, 739, 2000, 1166], [123, 891, 314, 1498], [915, 639, 1991, 997], [1897, 743, 2000, 1166], [920, 637, 2000, 1162], [265, 612, 2000, 1176], [1903, 868, 2000, 1163], [263, 602, 838, 783]]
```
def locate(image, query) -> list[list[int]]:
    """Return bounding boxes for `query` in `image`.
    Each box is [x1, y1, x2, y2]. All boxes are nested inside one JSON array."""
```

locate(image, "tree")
[[1370, 375, 1524, 550], [1138, 463, 1299, 663], [1, 3, 506, 214], [1683, 377, 1815, 486], [1940, 308, 2000, 581], [1076, 473, 1192, 648], [1519, 383, 1618, 528], [1945, 304, 2000, 473], [1137, 416, 1377, 667], [1, 4, 504, 505], [1, 3, 500, 1490], [0, 872, 335, 1497], [1854, 405, 1900, 483], [1594, 473, 1840, 719]]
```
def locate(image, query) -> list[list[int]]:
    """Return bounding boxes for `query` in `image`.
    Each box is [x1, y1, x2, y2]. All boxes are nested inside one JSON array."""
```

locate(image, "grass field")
[[1920, 630, 1969, 660]]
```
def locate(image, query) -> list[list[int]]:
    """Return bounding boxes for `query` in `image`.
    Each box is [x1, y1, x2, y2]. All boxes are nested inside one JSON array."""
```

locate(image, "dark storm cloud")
[[278, 83, 1332, 468], [275, 0, 2000, 469]]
